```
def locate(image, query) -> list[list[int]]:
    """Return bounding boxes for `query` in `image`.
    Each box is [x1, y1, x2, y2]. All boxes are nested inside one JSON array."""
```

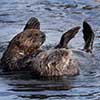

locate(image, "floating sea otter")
[[0, 17, 94, 77], [0, 17, 46, 71]]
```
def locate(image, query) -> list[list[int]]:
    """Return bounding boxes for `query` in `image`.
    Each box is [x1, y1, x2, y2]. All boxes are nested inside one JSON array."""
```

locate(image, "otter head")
[[0, 17, 46, 71], [0, 29, 45, 70], [14, 29, 46, 56]]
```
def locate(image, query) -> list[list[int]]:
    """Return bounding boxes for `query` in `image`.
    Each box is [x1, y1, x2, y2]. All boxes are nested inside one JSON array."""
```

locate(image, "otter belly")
[[30, 48, 79, 77]]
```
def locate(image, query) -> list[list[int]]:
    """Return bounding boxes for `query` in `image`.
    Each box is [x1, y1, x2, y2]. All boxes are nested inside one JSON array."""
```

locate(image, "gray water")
[[0, 0, 100, 100]]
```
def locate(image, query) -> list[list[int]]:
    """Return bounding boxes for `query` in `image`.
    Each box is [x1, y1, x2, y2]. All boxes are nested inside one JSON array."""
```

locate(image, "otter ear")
[[55, 26, 80, 48], [83, 21, 95, 53], [24, 17, 40, 30]]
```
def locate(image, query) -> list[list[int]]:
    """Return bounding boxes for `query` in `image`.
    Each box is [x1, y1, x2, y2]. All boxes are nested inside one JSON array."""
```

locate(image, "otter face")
[[14, 29, 46, 55], [0, 29, 46, 71]]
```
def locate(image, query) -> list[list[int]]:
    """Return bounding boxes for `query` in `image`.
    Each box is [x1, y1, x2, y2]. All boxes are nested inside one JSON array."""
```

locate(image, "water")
[[0, 0, 100, 100]]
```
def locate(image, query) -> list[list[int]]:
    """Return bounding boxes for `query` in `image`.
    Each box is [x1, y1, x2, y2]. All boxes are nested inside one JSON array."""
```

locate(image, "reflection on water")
[[0, 0, 100, 100]]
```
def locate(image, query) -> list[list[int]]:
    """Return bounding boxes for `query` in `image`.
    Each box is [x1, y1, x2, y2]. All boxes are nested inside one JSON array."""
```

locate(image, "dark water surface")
[[0, 0, 100, 100]]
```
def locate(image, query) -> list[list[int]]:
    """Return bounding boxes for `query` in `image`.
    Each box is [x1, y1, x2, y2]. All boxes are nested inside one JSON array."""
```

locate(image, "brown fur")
[[30, 48, 79, 76], [0, 17, 94, 77], [0, 29, 45, 71]]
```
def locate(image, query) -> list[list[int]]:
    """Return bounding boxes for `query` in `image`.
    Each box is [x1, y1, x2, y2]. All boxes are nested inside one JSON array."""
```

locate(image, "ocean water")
[[0, 0, 100, 100]]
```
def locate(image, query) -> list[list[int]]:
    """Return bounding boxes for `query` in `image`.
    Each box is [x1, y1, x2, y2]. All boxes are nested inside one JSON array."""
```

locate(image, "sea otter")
[[0, 17, 45, 71], [0, 17, 94, 77], [28, 21, 94, 77]]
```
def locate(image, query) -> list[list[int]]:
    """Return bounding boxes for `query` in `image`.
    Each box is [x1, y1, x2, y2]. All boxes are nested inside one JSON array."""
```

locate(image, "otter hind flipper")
[[83, 21, 95, 53], [55, 26, 80, 48], [24, 17, 40, 30]]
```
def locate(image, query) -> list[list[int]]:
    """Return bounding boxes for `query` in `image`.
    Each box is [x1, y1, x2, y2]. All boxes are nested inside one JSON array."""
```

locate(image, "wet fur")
[[30, 48, 79, 76], [0, 18, 45, 71], [0, 17, 94, 77]]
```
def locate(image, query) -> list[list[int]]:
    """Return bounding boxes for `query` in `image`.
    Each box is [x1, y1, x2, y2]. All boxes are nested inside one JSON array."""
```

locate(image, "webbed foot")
[[24, 17, 40, 30], [55, 26, 80, 48], [83, 21, 95, 53]]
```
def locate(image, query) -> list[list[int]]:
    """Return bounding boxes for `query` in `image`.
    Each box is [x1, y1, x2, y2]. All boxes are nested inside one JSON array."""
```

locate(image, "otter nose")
[[41, 34, 46, 39]]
